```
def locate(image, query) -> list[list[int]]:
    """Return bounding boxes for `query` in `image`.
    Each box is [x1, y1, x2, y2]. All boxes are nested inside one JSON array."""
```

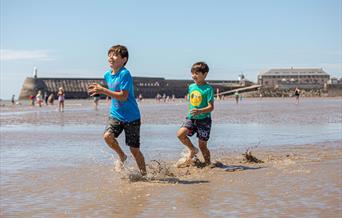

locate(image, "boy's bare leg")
[[103, 132, 127, 162], [177, 127, 198, 159], [199, 139, 211, 165], [130, 147, 147, 175]]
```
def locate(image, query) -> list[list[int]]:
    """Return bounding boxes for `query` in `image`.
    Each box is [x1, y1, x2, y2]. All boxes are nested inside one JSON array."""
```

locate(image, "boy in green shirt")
[[176, 62, 214, 167]]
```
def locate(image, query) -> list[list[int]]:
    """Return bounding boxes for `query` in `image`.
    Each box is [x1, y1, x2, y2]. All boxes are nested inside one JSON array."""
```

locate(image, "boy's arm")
[[88, 83, 128, 101], [190, 101, 214, 116]]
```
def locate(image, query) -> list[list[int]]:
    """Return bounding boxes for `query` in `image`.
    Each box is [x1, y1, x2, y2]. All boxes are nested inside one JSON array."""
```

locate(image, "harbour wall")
[[19, 77, 248, 100]]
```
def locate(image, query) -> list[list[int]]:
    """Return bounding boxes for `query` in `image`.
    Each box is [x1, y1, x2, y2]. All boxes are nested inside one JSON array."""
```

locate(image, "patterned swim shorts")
[[181, 117, 212, 141]]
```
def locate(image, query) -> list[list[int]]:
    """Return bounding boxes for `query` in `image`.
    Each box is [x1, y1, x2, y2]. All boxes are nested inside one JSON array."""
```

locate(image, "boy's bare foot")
[[188, 147, 199, 159], [175, 147, 200, 168], [114, 155, 127, 172], [175, 154, 199, 169]]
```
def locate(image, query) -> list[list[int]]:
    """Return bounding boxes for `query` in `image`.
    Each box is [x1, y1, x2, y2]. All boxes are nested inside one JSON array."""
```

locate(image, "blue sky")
[[1, 0, 341, 99]]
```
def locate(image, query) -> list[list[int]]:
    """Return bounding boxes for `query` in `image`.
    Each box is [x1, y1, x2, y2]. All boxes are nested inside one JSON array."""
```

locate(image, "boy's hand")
[[190, 108, 201, 116], [88, 83, 104, 96]]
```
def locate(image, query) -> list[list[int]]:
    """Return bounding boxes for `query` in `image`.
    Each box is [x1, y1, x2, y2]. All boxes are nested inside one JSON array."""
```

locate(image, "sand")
[[1, 98, 341, 217]]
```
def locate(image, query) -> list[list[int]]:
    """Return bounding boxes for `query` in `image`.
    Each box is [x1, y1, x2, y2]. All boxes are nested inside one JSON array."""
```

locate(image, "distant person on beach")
[[172, 94, 175, 102], [162, 93, 166, 102], [138, 93, 143, 102], [234, 91, 239, 104], [87, 45, 146, 176], [216, 88, 220, 100], [294, 87, 300, 104], [29, 95, 36, 106], [48, 93, 54, 105], [156, 93, 161, 102], [176, 62, 214, 167], [44, 91, 49, 105], [93, 95, 100, 110], [11, 95, 15, 105], [57, 87, 65, 112], [36, 90, 43, 107]]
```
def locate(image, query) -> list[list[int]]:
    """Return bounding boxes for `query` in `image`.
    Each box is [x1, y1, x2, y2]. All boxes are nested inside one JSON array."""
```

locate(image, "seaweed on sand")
[[243, 148, 264, 163]]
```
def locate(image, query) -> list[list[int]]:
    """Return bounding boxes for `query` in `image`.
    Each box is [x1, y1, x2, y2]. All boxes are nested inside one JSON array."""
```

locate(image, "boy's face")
[[191, 71, 207, 84], [108, 52, 127, 69]]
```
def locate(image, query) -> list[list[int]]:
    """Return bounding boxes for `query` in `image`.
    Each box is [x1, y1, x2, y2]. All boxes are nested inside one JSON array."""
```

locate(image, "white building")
[[258, 68, 330, 89]]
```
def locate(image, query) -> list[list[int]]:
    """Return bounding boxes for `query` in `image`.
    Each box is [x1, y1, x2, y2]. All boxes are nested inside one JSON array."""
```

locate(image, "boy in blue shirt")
[[176, 62, 214, 167], [88, 45, 146, 175]]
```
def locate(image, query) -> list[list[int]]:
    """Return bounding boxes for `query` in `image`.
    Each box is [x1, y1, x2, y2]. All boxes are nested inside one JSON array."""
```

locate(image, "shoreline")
[[1, 98, 341, 125], [1, 95, 342, 102]]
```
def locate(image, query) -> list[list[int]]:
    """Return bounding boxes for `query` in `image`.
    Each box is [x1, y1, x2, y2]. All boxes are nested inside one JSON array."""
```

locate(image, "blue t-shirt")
[[104, 67, 140, 122]]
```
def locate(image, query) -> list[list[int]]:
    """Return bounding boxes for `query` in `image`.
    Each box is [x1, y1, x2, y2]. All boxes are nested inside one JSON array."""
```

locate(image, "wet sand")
[[1, 98, 342, 217], [1, 142, 341, 217]]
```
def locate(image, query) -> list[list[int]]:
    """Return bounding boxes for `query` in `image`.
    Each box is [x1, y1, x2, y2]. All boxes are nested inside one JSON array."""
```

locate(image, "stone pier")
[[19, 76, 251, 100]]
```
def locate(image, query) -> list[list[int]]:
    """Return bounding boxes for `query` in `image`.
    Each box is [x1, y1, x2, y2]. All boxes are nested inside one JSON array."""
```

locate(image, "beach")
[[1, 98, 341, 217]]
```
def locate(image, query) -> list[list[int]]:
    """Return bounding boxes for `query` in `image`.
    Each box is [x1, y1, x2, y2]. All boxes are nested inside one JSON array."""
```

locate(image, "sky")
[[1, 0, 341, 99]]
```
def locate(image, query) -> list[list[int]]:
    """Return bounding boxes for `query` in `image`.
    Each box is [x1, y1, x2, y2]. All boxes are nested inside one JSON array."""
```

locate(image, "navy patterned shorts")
[[105, 117, 141, 148], [181, 117, 212, 141]]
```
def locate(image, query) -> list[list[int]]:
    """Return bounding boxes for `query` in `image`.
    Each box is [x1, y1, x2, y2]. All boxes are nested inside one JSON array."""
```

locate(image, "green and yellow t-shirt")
[[187, 83, 214, 119]]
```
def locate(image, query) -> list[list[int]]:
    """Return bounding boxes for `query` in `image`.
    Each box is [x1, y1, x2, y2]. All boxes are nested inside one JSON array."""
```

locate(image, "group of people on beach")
[[88, 45, 214, 175], [154, 93, 176, 102], [26, 87, 65, 112]]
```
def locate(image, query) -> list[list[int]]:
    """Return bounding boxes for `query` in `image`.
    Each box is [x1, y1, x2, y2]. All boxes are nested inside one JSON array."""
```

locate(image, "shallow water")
[[1, 98, 342, 217], [2, 122, 341, 173]]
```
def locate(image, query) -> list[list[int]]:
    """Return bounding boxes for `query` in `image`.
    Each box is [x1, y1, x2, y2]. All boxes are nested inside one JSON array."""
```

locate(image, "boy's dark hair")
[[191, 62, 209, 74], [108, 45, 129, 66]]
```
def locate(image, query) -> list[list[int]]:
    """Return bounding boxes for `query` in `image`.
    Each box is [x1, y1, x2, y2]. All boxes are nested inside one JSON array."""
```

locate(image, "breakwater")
[[19, 77, 250, 100]]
